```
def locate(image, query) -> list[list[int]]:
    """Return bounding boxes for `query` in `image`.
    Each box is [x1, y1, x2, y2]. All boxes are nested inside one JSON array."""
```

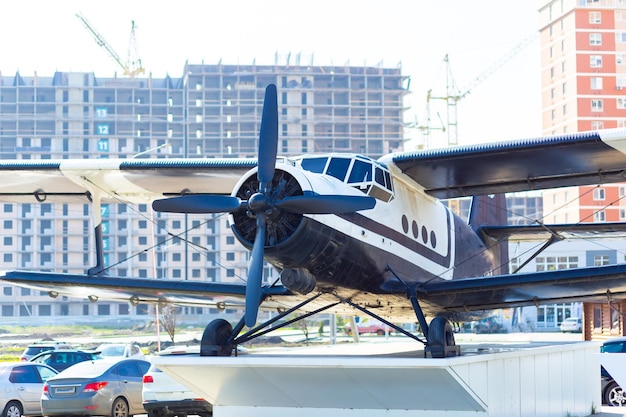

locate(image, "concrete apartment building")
[[0, 62, 408, 324]]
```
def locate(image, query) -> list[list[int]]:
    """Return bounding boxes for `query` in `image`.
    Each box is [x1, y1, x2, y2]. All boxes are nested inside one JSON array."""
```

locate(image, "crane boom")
[[422, 31, 539, 147], [75, 12, 144, 78]]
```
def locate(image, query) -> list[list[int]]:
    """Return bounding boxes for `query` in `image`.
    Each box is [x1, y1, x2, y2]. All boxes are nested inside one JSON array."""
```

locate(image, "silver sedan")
[[41, 358, 150, 417]]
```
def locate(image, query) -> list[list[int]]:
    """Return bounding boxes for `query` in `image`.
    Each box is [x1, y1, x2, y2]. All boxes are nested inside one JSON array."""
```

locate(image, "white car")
[[142, 345, 212, 417], [94, 343, 145, 359], [559, 317, 582, 333]]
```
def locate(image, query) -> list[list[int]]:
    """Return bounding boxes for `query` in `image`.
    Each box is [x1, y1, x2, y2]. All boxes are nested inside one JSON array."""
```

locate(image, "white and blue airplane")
[[2, 84, 626, 357]]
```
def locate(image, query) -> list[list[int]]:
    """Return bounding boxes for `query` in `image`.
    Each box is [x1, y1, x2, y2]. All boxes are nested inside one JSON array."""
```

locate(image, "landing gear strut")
[[200, 289, 460, 358]]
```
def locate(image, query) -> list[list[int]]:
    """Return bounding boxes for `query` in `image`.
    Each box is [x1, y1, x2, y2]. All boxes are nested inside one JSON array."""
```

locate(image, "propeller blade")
[[152, 195, 241, 214], [245, 218, 266, 328], [257, 84, 278, 189], [277, 194, 376, 214]]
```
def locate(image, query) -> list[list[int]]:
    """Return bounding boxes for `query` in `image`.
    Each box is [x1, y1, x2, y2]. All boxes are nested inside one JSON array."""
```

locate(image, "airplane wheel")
[[426, 317, 458, 358], [201, 319, 234, 356]]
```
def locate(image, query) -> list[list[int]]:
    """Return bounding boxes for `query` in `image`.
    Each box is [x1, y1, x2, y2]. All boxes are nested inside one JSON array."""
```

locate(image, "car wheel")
[[2, 401, 22, 417], [376, 329, 385, 336], [111, 397, 130, 417], [605, 380, 626, 406]]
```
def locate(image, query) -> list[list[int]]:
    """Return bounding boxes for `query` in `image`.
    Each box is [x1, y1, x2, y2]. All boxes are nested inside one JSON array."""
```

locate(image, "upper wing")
[[387, 128, 626, 199], [0, 158, 256, 203], [420, 263, 626, 312]]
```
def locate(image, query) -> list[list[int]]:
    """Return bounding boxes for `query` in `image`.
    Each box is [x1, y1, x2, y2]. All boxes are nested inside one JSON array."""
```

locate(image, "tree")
[[159, 305, 179, 344]]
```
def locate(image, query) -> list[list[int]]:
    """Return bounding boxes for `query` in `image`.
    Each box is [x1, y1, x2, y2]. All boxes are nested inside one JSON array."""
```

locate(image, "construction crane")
[[75, 12, 145, 78], [421, 31, 539, 147]]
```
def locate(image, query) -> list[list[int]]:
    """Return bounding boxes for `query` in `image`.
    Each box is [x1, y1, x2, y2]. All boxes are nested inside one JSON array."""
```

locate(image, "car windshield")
[[98, 345, 125, 356]]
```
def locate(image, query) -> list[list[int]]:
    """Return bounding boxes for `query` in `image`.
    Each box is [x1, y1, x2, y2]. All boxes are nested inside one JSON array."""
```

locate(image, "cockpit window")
[[375, 167, 385, 186], [300, 157, 327, 174], [326, 158, 351, 182], [296, 154, 394, 203], [347, 160, 372, 184]]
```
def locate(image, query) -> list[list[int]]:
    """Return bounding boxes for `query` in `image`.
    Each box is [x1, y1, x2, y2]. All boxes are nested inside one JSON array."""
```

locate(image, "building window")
[[594, 210, 606, 222], [617, 32, 626, 43], [591, 99, 603, 112], [535, 256, 578, 271], [593, 188, 605, 200], [590, 33, 602, 45], [591, 77, 603, 90], [618, 98, 626, 109], [589, 11, 601, 24], [590, 55, 603, 68], [594, 255, 610, 266], [97, 304, 111, 315], [591, 121, 604, 130]]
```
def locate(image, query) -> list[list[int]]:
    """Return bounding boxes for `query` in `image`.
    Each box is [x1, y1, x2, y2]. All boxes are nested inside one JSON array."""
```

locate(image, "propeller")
[[152, 84, 376, 328], [152, 195, 241, 213]]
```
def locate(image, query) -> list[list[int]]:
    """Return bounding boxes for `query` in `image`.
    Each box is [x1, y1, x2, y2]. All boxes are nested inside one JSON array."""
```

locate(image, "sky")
[[0, 0, 542, 149]]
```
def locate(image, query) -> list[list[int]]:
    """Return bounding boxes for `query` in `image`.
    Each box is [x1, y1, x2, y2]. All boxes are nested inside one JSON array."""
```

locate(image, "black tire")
[[201, 319, 234, 356], [605, 380, 626, 406], [111, 397, 129, 417], [427, 317, 457, 358], [2, 401, 22, 417], [376, 329, 385, 336]]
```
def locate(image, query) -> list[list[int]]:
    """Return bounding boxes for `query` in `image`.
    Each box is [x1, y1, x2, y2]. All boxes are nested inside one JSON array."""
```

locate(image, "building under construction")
[[0, 63, 408, 323]]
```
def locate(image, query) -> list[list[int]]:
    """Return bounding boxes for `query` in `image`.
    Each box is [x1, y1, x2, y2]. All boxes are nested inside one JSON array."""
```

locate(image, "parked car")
[[20, 341, 73, 362], [600, 336, 626, 406], [142, 345, 212, 417], [41, 358, 150, 417], [471, 316, 505, 334], [94, 343, 145, 360], [344, 322, 389, 336], [29, 349, 99, 372], [559, 317, 582, 333], [0, 362, 57, 417]]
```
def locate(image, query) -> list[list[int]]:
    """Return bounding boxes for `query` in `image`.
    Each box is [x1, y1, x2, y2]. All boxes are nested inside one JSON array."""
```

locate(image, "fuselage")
[[230, 154, 498, 300]]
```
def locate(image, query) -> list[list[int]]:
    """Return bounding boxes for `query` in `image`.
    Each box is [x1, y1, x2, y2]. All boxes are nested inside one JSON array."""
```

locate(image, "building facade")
[[540, 0, 626, 134], [540, 0, 626, 338], [0, 63, 408, 324]]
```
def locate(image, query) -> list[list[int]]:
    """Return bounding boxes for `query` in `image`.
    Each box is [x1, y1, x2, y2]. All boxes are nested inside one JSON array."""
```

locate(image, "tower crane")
[[75, 12, 145, 78], [422, 31, 539, 147]]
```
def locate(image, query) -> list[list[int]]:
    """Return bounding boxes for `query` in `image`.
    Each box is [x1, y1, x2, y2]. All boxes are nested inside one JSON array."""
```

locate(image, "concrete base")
[[154, 341, 602, 417]]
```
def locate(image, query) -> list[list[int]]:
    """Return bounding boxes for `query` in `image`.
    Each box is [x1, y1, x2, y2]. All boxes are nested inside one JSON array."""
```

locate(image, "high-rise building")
[[0, 63, 408, 323], [537, 0, 626, 337], [540, 0, 626, 135]]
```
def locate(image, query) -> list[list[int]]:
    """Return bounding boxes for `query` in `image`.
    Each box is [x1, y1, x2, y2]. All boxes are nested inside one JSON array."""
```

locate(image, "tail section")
[[468, 194, 509, 275]]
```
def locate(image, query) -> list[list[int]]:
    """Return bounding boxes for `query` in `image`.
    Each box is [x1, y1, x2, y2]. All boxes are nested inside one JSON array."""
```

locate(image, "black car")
[[601, 337, 626, 406], [29, 349, 99, 372]]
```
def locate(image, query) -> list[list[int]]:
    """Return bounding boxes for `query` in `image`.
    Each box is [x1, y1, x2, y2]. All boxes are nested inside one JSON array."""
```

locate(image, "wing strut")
[[87, 191, 107, 275], [511, 224, 564, 274]]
